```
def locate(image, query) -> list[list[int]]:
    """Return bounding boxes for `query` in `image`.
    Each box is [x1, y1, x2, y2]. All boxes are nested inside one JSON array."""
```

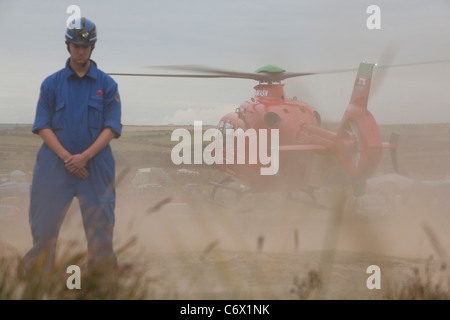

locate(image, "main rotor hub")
[[255, 65, 286, 83], [254, 65, 286, 73]]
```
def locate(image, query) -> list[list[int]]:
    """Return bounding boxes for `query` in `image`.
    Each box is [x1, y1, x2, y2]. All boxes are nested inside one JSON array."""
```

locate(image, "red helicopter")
[[109, 62, 399, 203]]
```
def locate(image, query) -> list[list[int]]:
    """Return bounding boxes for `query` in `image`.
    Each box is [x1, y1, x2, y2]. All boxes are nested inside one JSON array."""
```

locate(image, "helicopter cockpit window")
[[224, 122, 234, 146], [224, 122, 234, 136], [216, 120, 225, 139]]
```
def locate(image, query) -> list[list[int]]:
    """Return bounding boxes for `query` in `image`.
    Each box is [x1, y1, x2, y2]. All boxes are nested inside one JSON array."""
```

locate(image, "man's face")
[[68, 43, 94, 66]]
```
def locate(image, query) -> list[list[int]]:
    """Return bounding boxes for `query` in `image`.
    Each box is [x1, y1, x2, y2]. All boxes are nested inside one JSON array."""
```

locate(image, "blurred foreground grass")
[[0, 238, 155, 300], [2, 237, 450, 300]]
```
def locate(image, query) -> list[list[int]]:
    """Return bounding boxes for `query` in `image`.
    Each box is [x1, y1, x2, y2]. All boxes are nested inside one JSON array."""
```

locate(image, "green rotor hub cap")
[[255, 65, 286, 73]]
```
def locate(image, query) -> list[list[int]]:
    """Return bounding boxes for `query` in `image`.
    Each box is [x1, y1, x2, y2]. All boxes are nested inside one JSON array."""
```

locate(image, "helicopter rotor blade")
[[151, 64, 256, 75], [106, 72, 243, 79], [278, 68, 357, 80], [371, 44, 450, 96], [108, 68, 355, 80], [149, 64, 362, 81], [370, 44, 398, 97], [376, 58, 450, 70], [108, 59, 450, 82], [146, 64, 270, 81]]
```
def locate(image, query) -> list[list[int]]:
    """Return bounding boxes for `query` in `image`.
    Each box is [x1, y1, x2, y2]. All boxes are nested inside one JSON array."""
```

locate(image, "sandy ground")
[[2, 123, 450, 300], [3, 174, 450, 300]]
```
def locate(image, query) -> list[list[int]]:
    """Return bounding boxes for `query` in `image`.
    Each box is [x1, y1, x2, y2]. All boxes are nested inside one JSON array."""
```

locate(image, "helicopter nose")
[[264, 112, 281, 127]]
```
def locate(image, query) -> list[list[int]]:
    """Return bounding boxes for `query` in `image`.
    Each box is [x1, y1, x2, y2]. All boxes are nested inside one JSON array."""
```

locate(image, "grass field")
[[1, 122, 450, 300]]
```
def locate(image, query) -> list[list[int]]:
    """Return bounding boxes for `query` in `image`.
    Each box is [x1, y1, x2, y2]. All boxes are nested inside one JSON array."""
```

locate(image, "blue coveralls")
[[23, 58, 122, 271]]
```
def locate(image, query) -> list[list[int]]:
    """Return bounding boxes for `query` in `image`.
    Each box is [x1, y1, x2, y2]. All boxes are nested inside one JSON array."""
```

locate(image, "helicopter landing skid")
[[283, 186, 341, 212], [208, 176, 251, 210], [208, 176, 334, 212], [283, 186, 316, 203]]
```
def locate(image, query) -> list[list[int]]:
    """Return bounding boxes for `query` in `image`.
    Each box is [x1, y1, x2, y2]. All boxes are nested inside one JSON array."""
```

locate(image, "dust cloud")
[[1, 123, 450, 299]]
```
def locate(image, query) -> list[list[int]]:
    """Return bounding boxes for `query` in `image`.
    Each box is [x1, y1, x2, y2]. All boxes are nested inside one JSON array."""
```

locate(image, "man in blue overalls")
[[23, 17, 122, 272]]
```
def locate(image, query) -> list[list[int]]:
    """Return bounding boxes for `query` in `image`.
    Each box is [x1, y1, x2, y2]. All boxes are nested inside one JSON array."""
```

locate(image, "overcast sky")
[[1, 0, 449, 125]]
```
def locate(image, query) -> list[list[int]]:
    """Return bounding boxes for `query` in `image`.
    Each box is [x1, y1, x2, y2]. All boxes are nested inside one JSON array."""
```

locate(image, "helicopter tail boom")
[[348, 62, 375, 110], [334, 62, 383, 196]]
